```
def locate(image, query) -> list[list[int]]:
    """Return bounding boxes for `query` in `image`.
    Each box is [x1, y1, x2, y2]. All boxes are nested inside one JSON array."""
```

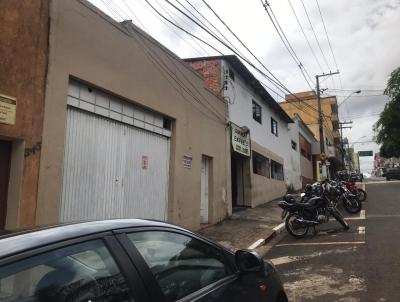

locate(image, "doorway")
[[231, 153, 246, 208], [200, 156, 211, 224], [0, 140, 12, 229]]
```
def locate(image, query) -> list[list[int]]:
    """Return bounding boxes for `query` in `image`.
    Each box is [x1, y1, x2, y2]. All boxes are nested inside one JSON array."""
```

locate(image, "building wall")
[[189, 60, 221, 94], [36, 0, 230, 231], [0, 0, 50, 228], [221, 60, 293, 190], [280, 93, 337, 152], [288, 122, 302, 191], [250, 141, 287, 206]]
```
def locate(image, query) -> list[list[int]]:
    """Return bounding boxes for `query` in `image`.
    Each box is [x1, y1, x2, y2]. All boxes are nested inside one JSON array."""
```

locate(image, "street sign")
[[358, 151, 373, 157], [320, 152, 326, 161]]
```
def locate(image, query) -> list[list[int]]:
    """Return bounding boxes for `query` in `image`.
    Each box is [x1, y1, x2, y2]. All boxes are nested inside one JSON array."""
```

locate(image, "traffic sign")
[[320, 152, 326, 161]]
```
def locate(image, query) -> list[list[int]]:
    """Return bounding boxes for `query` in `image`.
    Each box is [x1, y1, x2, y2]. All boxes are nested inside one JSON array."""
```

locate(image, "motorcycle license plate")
[[281, 209, 287, 219]]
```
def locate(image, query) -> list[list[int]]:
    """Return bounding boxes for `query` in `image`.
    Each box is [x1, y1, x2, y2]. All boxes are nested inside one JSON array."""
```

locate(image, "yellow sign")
[[0, 94, 16, 125]]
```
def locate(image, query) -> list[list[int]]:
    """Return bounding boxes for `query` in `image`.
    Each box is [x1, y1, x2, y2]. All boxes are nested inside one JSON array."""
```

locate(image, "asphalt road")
[[263, 180, 400, 302]]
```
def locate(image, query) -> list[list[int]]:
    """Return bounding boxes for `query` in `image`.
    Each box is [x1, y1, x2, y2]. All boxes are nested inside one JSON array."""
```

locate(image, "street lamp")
[[338, 90, 361, 107]]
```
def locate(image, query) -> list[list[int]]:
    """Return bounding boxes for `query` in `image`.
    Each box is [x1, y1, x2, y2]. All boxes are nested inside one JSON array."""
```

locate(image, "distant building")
[[280, 91, 343, 179], [289, 115, 320, 187], [186, 55, 295, 206]]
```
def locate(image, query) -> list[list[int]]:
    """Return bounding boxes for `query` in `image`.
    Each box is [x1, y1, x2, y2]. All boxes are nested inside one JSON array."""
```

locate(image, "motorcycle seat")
[[283, 194, 296, 203]]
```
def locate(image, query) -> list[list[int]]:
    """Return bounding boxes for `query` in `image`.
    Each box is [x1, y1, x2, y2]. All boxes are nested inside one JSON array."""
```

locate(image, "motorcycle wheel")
[[331, 208, 350, 229], [285, 213, 309, 238], [356, 189, 367, 201], [343, 196, 362, 214]]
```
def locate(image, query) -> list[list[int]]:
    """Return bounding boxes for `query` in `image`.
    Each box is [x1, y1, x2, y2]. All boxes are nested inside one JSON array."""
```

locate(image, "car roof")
[[0, 219, 187, 260]]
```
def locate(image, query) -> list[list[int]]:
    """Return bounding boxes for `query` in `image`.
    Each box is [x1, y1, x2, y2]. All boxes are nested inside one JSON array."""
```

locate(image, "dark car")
[[384, 168, 400, 180], [0, 219, 287, 302]]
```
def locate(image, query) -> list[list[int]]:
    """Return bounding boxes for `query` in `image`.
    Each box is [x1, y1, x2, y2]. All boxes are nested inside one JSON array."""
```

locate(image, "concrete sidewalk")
[[198, 199, 285, 251]]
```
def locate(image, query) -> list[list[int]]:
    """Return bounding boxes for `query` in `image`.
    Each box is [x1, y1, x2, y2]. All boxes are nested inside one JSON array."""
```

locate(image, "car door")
[[0, 234, 149, 302], [116, 228, 274, 302]]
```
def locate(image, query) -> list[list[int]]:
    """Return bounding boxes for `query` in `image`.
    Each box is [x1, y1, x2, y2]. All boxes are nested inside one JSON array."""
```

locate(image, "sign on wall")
[[359, 150, 373, 157], [183, 155, 192, 169], [0, 94, 16, 125], [231, 123, 250, 157], [142, 155, 149, 170]]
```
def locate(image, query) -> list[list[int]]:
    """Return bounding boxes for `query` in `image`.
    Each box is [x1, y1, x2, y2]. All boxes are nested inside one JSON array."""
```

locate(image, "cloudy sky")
[[90, 0, 400, 173]]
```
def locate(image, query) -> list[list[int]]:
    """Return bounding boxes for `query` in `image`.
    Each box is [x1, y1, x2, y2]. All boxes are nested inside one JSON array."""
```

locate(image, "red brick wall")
[[189, 60, 221, 94]]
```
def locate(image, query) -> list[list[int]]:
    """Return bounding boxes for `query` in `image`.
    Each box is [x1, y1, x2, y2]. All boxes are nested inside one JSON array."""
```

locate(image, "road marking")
[[247, 239, 265, 250], [358, 226, 365, 234], [275, 241, 366, 247], [345, 209, 366, 220], [273, 222, 285, 232]]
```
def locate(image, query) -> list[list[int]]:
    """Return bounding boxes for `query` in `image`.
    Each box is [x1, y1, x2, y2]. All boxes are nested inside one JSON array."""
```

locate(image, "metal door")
[[61, 107, 169, 222], [200, 156, 209, 223]]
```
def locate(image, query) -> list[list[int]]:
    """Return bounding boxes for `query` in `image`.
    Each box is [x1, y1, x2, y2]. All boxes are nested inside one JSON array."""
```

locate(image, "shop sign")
[[183, 155, 192, 169], [0, 94, 16, 125], [231, 123, 250, 156]]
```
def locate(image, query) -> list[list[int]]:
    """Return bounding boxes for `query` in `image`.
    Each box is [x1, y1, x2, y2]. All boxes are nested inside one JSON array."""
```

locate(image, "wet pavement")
[[262, 181, 400, 302]]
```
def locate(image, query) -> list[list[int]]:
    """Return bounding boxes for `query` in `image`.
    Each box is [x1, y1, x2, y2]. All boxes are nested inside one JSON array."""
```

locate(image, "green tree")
[[374, 67, 400, 157]]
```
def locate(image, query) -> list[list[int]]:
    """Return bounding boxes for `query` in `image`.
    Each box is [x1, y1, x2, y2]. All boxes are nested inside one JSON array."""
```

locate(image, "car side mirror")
[[235, 249, 264, 274]]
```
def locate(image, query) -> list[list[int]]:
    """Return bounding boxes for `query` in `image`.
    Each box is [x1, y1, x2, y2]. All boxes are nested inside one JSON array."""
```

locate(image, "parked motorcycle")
[[328, 180, 362, 214], [279, 181, 349, 238], [343, 180, 367, 201]]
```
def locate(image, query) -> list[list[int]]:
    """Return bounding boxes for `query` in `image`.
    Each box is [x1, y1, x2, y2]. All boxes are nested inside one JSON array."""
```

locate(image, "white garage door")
[[60, 107, 170, 222]]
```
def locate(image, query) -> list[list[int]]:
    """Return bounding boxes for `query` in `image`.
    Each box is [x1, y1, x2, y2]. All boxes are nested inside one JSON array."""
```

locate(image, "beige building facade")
[[1, 0, 231, 231]]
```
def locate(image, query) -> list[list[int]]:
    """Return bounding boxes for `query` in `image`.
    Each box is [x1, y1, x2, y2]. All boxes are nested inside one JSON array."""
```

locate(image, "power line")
[[260, 0, 314, 90], [148, 0, 330, 120], [176, 0, 247, 58], [299, 0, 331, 71], [314, 0, 343, 89], [102, 2, 227, 123], [151, 0, 210, 55], [287, 0, 323, 73], [162, 0, 291, 93]]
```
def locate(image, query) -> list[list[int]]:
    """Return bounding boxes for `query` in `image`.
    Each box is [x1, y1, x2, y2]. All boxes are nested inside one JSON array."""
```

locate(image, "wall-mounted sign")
[[358, 150, 373, 157], [183, 155, 192, 169], [231, 123, 250, 157], [0, 94, 16, 125], [142, 155, 149, 170]]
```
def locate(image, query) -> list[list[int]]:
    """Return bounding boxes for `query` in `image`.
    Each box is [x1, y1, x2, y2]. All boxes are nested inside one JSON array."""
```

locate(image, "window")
[[252, 101, 262, 124], [252, 151, 270, 177], [128, 231, 232, 302], [271, 118, 278, 136], [271, 160, 284, 181], [163, 117, 172, 130], [291, 140, 297, 151], [0, 240, 132, 302]]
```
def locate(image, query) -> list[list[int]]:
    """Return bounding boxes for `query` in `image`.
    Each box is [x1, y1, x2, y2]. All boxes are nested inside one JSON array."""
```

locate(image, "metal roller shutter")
[[61, 107, 169, 222]]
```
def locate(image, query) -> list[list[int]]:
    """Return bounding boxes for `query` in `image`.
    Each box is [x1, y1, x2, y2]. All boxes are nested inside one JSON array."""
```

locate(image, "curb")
[[247, 222, 286, 249]]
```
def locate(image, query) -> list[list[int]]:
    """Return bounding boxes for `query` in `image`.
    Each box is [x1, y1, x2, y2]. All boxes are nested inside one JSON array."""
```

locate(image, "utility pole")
[[316, 71, 339, 180], [339, 121, 353, 170]]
